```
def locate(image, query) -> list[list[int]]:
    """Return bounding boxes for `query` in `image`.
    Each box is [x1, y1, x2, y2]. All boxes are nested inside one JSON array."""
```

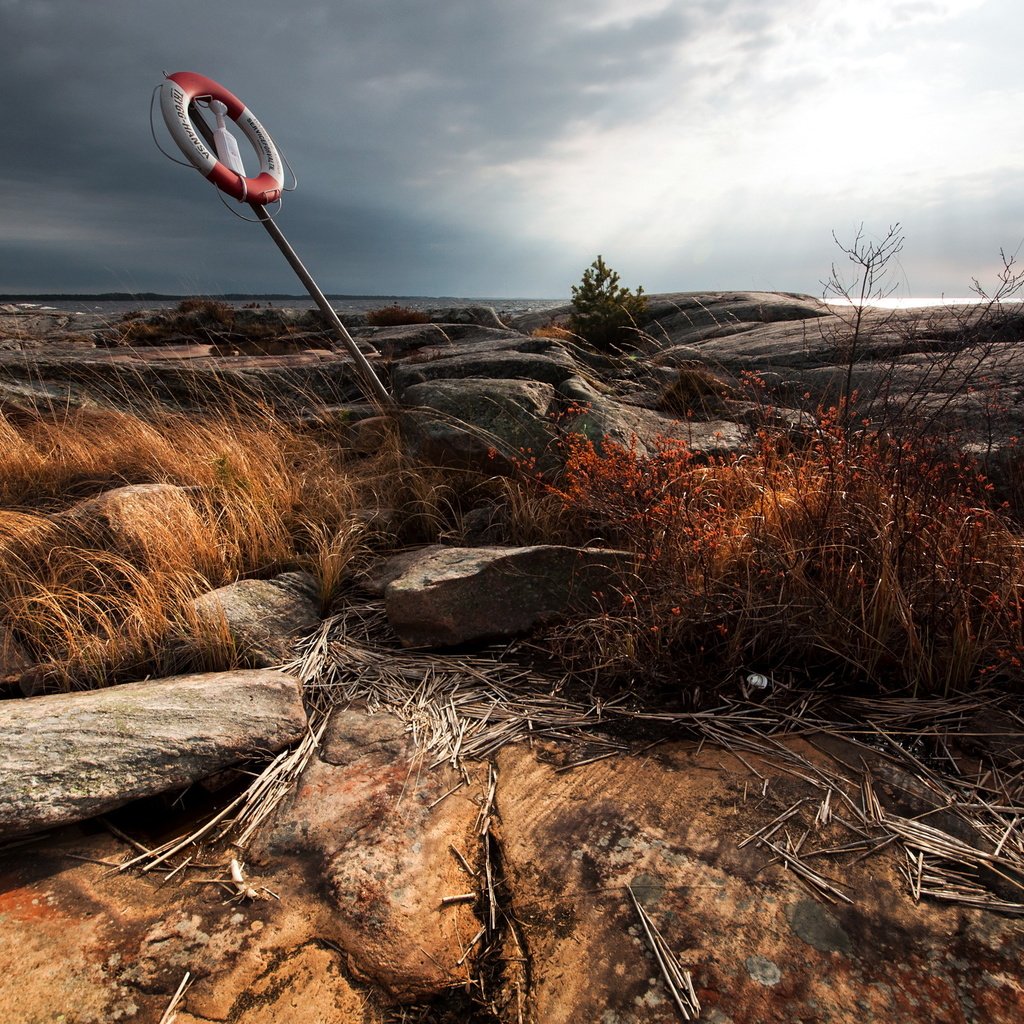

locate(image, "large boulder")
[[64, 482, 201, 554], [557, 374, 748, 457], [391, 339, 579, 396], [380, 544, 633, 648], [0, 668, 307, 839]]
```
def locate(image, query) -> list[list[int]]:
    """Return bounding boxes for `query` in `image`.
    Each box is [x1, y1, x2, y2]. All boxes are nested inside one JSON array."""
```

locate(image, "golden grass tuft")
[[531, 324, 576, 341], [0, 401, 369, 690]]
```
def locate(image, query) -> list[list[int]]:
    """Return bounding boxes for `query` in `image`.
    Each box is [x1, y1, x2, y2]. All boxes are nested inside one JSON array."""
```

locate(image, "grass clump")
[[116, 299, 237, 345], [366, 304, 432, 327], [531, 324, 576, 342], [657, 365, 734, 417], [0, 401, 374, 690], [499, 412, 1024, 697]]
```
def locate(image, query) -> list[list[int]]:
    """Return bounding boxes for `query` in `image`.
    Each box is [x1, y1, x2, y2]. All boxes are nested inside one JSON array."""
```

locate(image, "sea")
[[6, 294, 1015, 321], [1, 296, 566, 319]]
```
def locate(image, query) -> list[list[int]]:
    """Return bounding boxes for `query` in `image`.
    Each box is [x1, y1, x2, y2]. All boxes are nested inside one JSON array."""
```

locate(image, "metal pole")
[[249, 205, 395, 409], [188, 103, 395, 411]]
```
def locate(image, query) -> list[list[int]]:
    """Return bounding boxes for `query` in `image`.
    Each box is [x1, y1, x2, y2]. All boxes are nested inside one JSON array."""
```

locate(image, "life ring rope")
[[158, 71, 287, 206]]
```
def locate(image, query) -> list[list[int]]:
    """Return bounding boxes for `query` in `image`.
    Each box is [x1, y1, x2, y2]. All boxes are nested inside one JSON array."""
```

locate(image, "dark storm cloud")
[[0, 0, 1019, 296], [0, 0, 706, 292]]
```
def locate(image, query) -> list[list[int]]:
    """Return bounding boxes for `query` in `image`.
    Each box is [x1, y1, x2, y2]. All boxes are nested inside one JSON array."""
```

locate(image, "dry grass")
[[531, 324, 577, 342], [494, 414, 1024, 697], [0, 401, 379, 690], [365, 304, 431, 327], [5, 355, 1024, 702], [0, 391, 509, 690]]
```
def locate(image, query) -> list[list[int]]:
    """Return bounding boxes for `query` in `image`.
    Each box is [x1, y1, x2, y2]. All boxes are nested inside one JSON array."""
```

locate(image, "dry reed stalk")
[[441, 893, 477, 906], [456, 926, 487, 967], [627, 884, 701, 1020], [738, 800, 809, 849], [288, 609, 620, 767], [450, 844, 477, 878], [758, 834, 854, 905], [117, 712, 328, 874], [224, 712, 329, 849], [157, 971, 192, 1024]]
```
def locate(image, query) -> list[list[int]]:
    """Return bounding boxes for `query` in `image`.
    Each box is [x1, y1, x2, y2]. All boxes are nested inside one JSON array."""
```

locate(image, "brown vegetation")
[[0, 402, 418, 690], [365, 304, 432, 327], [530, 324, 576, 341], [524, 417, 1024, 696]]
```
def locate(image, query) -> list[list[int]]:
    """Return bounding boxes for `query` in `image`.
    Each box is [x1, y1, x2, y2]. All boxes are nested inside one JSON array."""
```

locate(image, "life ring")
[[160, 71, 284, 205]]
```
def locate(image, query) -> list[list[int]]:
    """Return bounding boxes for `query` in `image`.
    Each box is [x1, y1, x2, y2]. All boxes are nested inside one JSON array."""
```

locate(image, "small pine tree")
[[570, 255, 647, 351]]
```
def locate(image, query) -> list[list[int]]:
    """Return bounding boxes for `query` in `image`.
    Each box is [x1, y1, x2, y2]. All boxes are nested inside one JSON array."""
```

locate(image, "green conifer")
[[570, 255, 647, 351]]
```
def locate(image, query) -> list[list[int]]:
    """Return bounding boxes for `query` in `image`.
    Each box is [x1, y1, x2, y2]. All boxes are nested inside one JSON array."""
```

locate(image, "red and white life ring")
[[160, 71, 284, 205]]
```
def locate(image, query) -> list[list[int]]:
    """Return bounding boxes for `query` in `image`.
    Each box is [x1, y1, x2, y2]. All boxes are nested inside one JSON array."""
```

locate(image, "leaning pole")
[[155, 70, 395, 411]]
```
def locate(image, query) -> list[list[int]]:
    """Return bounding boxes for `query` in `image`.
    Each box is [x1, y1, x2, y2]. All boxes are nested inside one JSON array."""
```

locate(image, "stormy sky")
[[1, 0, 1021, 298]]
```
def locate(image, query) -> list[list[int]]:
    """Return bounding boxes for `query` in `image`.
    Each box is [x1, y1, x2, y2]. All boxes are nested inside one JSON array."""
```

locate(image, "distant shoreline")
[[0, 292, 556, 303], [5, 292, 1016, 309]]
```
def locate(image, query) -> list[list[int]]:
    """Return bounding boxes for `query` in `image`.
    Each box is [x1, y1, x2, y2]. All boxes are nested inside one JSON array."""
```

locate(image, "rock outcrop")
[[1, 706, 1022, 1022], [378, 543, 633, 647], [492, 732, 1024, 1023], [3, 294, 1024, 1022], [557, 373, 749, 457], [400, 376, 560, 472], [252, 710, 483, 1000]]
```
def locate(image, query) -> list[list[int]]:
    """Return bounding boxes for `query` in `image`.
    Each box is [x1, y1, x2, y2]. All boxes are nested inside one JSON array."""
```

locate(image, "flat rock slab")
[[381, 544, 633, 647], [495, 740, 1024, 1024], [0, 669, 307, 839], [392, 347, 578, 395]]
